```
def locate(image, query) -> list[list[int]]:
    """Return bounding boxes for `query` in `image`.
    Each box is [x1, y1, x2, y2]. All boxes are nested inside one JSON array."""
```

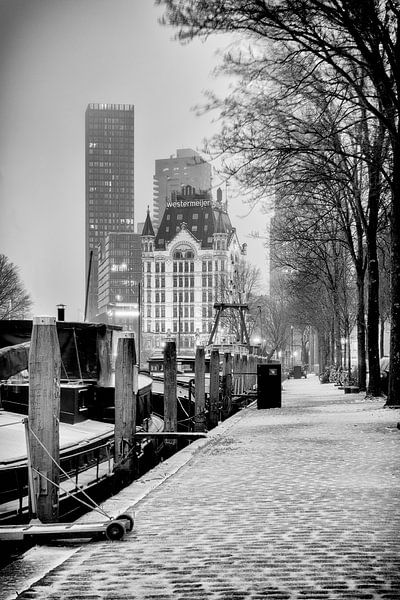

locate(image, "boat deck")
[[0, 410, 114, 468]]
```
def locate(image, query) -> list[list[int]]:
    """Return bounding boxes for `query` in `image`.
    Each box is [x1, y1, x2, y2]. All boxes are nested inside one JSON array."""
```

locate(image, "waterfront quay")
[[1, 376, 399, 600]]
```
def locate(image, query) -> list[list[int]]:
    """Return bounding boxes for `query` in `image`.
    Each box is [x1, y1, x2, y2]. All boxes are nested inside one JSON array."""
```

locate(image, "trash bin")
[[257, 363, 282, 409]]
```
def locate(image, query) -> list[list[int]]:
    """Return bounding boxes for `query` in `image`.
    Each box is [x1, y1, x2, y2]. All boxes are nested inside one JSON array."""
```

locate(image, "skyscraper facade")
[[85, 103, 135, 320], [152, 148, 212, 230], [97, 232, 142, 336]]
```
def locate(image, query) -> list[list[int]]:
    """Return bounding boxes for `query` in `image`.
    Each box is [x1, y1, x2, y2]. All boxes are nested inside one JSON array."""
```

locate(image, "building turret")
[[142, 206, 155, 237], [141, 207, 155, 253]]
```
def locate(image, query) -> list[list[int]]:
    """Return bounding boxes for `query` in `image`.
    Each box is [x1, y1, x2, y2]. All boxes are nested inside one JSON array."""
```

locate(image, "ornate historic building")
[[141, 186, 246, 358]]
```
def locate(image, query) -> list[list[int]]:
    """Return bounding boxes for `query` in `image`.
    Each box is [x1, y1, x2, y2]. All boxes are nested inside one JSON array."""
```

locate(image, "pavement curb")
[[0, 404, 254, 600], [79, 401, 254, 521]]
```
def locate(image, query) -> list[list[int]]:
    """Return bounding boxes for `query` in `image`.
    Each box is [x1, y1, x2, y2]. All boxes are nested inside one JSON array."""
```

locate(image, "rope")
[[177, 396, 190, 418], [31, 467, 112, 519], [60, 357, 70, 381], [72, 328, 84, 383], [177, 415, 195, 424], [113, 448, 136, 471], [60, 440, 112, 462], [27, 423, 111, 519], [0, 419, 24, 428]]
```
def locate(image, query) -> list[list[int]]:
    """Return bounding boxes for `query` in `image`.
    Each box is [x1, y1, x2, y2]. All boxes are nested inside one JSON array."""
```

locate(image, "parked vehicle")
[[288, 365, 307, 379]]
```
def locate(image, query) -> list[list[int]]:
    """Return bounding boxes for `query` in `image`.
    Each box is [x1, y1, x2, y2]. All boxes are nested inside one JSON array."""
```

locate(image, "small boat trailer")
[[0, 513, 134, 542], [0, 418, 134, 543]]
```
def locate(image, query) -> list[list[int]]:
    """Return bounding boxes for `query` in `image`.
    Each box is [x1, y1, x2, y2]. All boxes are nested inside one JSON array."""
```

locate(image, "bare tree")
[[215, 258, 261, 342], [0, 254, 32, 320], [158, 0, 400, 403], [255, 279, 292, 362]]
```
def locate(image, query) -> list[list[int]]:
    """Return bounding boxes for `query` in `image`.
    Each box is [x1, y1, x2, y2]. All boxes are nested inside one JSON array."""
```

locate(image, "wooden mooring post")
[[114, 332, 138, 484], [242, 354, 248, 393], [194, 346, 206, 432], [233, 353, 240, 395], [208, 349, 220, 428], [28, 316, 61, 523], [222, 352, 232, 419], [164, 341, 177, 450]]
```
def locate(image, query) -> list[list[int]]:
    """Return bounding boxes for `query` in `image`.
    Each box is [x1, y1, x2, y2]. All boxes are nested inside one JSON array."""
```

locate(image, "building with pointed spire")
[[142, 206, 155, 238], [141, 186, 246, 358]]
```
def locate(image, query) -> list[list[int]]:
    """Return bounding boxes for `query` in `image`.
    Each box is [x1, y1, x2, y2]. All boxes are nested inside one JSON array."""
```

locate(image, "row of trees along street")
[[159, 0, 400, 406]]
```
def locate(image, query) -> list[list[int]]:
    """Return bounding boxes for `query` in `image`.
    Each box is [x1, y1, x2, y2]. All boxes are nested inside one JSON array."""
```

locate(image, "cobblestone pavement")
[[2, 376, 400, 599]]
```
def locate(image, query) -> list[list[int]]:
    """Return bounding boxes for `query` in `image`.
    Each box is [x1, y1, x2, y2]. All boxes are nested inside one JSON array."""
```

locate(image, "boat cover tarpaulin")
[[0, 342, 30, 380], [0, 320, 121, 381]]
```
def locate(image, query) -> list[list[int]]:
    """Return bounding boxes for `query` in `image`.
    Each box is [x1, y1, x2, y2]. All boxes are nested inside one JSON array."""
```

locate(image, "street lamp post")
[[291, 326, 294, 368], [258, 305, 263, 355]]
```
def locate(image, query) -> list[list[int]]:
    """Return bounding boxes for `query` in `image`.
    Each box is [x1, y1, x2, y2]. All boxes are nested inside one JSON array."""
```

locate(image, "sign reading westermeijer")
[[166, 199, 212, 209]]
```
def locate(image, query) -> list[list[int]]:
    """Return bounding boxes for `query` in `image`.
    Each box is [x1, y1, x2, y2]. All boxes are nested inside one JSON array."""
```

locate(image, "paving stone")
[[1, 377, 400, 600]]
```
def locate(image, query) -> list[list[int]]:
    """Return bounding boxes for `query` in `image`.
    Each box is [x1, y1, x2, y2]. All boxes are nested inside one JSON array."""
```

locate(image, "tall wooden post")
[[164, 341, 177, 449], [233, 353, 240, 395], [29, 316, 61, 523], [194, 346, 206, 432], [238, 355, 244, 395], [97, 325, 113, 386], [243, 354, 248, 392], [222, 352, 232, 419], [114, 333, 138, 483], [251, 356, 257, 389], [209, 349, 220, 428], [248, 355, 252, 387], [240, 354, 245, 392]]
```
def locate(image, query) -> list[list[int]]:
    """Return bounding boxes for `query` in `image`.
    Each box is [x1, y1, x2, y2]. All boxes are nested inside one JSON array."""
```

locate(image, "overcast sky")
[[0, 0, 270, 320]]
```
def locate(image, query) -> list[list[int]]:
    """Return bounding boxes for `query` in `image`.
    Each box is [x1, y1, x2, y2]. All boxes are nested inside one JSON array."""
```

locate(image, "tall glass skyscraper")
[[85, 103, 135, 321], [152, 148, 212, 230]]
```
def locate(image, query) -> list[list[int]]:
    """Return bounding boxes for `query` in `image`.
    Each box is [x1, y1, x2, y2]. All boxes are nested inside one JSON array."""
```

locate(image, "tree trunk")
[[379, 316, 385, 358], [387, 141, 400, 407], [365, 156, 382, 397], [356, 267, 367, 391]]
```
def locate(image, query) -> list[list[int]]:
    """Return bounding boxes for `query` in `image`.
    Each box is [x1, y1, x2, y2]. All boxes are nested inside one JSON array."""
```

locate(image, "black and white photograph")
[[0, 1, 399, 598]]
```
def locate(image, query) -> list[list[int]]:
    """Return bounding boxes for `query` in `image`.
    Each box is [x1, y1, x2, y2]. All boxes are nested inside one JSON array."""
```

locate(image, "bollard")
[[114, 333, 138, 483], [29, 316, 61, 522], [233, 353, 240, 395], [208, 349, 220, 428], [164, 341, 177, 450], [222, 352, 232, 419], [242, 354, 248, 392], [194, 346, 206, 432]]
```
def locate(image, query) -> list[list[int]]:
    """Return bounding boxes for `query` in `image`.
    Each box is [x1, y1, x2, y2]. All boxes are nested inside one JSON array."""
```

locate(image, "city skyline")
[[0, 1, 271, 320]]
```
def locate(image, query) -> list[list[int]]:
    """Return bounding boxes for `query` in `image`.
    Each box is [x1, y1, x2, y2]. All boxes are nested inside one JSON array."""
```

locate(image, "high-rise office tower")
[[97, 232, 142, 338], [85, 103, 135, 321], [152, 148, 212, 230]]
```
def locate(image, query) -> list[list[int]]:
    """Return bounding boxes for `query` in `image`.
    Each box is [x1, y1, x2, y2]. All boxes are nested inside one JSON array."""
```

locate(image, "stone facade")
[[141, 187, 246, 359]]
